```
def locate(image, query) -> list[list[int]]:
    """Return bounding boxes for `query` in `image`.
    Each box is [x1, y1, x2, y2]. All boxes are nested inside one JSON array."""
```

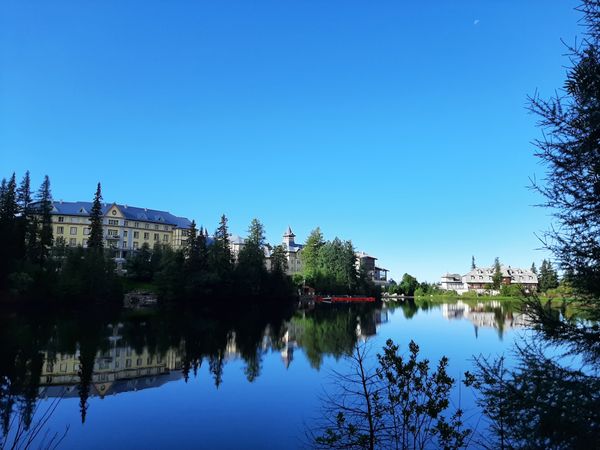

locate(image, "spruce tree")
[[531, 262, 537, 275], [301, 227, 324, 283], [492, 257, 502, 290], [36, 175, 53, 263], [270, 244, 288, 275], [16, 171, 33, 260], [88, 183, 104, 251], [529, 1, 600, 298], [210, 214, 233, 279], [0, 173, 17, 223], [17, 171, 31, 214], [471, 255, 476, 270]]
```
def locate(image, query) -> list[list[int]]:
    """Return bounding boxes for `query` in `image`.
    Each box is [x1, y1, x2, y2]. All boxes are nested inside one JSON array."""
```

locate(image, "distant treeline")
[[0, 171, 377, 303]]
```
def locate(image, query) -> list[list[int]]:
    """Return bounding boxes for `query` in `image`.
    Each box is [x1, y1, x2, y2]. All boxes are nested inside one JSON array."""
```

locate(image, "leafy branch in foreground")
[[310, 339, 470, 450]]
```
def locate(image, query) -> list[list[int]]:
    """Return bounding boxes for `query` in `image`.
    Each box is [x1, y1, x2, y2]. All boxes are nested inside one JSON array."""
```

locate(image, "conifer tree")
[[0, 173, 17, 223], [270, 244, 288, 275], [529, 0, 600, 297], [88, 183, 104, 251], [301, 227, 324, 283], [210, 214, 233, 279], [36, 175, 53, 263], [16, 171, 31, 214], [471, 255, 476, 270], [492, 257, 502, 290], [531, 262, 537, 275]]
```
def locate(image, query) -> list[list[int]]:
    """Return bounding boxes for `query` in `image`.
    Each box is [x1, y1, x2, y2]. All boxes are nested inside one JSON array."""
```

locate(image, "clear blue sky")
[[0, 0, 580, 281]]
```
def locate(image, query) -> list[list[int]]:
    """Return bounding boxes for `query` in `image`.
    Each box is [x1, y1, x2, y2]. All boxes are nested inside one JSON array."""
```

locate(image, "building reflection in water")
[[34, 305, 388, 402], [441, 300, 529, 338]]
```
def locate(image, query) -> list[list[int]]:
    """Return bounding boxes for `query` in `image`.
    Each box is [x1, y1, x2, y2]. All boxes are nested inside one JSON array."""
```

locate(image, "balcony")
[[105, 234, 120, 240]]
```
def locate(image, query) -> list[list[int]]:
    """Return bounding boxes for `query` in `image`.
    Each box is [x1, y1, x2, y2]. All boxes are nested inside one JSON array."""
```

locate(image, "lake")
[[0, 299, 529, 449]]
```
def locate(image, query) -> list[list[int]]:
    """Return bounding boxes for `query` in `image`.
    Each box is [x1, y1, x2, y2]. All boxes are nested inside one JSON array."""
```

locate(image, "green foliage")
[[529, 0, 600, 299], [499, 283, 524, 297], [538, 259, 559, 293], [313, 339, 470, 449], [491, 257, 502, 290], [270, 244, 288, 275], [87, 183, 104, 251]]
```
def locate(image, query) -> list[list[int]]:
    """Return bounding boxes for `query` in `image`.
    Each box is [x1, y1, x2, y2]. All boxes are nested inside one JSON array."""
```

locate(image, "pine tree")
[[236, 218, 267, 295], [36, 175, 53, 263], [16, 171, 33, 260], [270, 244, 288, 275], [529, 1, 600, 297], [210, 214, 233, 279], [531, 262, 537, 275], [301, 227, 324, 283], [492, 257, 503, 290], [0, 173, 17, 223], [88, 183, 104, 251], [471, 255, 476, 270]]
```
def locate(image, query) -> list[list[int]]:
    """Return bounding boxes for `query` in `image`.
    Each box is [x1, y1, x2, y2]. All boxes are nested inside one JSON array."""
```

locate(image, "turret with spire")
[[283, 226, 295, 247]]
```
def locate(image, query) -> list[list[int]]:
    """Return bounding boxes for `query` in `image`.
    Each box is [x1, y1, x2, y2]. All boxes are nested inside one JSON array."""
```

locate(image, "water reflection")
[[0, 299, 521, 444]]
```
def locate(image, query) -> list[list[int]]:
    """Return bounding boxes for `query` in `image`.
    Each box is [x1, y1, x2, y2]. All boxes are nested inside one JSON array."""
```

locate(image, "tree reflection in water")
[[0, 300, 384, 437]]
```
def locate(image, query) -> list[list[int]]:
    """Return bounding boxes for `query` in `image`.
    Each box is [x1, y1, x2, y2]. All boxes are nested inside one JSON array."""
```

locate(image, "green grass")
[[121, 278, 158, 293]]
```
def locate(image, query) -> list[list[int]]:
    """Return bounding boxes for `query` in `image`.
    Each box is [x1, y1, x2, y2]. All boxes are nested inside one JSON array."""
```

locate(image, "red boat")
[[315, 295, 376, 304]]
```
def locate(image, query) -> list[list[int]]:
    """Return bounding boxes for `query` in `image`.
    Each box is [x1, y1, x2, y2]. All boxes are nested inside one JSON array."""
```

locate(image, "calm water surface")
[[0, 299, 529, 449]]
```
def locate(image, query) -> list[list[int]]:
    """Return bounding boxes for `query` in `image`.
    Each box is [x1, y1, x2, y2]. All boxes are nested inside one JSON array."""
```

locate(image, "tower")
[[283, 226, 295, 247]]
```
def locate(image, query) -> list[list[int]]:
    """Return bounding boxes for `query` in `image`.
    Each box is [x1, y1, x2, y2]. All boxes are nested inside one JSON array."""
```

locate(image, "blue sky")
[[0, 0, 580, 281]]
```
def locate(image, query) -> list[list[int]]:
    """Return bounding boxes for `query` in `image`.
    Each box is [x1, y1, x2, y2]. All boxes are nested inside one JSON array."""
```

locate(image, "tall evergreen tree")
[[301, 227, 324, 283], [210, 214, 233, 279], [16, 171, 31, 214], [531, 262, 537, 275], [88, 183, 104, 251], [0, 173, 17, 223], [492, 257, 502, 290], [270, 244, 288, 275], [16, 171, 33, 260], [36, 175, 53, 263], [529, 1, 600, 298], [236, 218, 267, 295], [471, 255, 476, 270]]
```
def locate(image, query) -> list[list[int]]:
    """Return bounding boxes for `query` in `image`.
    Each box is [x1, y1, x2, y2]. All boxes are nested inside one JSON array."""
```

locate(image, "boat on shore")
[[315, 295, 376, 304]]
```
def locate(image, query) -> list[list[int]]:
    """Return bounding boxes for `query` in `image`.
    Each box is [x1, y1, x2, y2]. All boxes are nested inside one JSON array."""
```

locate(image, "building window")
[[144, 223, 149, 229], [122, 241, 128, 248], [70, 227, 77, 235], [58, 216, 64, 222], [164, 225, 169, 231], [144, 232, 149, 240], [133, 242, 139, 249], [115, 360, 120, 369], [123, 230, 128, 237], [82, 239, 88, 247], [135, 222, 139, 228], [154, 233, 159, 241], [133, 231, 139, 239], [126, 359, 132, 368], [108, 219, 119, 226], [163, 235, 169, 242], [108, 229, 118, 236], [69, 238, 77, 246], [57, 226, 64, 235], [136, 358, 142, 367], [84, 228, 90, 235]]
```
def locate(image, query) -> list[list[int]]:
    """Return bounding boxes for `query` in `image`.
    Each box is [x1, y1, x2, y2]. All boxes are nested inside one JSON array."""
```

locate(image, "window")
[[164, 225, 169, 231], [163, 235, 169, 242], [57, 226, 64, 235], [133, 231, 139, 238], [115, 360, 120, 369], [154, 233, 159, 241], [144, 223, 149, 229], [126, 359, 132, 368], [84, 228, 90, 235], [124, 221, 129, 227], [70, 227, 77, 235], [144, 232, 149, 240], [133, 241, 139, 249], [108, 219, 119, 226], [135, 222, 139, 228], [154, 224, 159, 230], [136, 358, 142, 367], [108, 229, 118, 236], [69, 238, 77, 246], [122, 241, 128, 248], [82, 239, 88, 247], [58, 216, 64, 222]]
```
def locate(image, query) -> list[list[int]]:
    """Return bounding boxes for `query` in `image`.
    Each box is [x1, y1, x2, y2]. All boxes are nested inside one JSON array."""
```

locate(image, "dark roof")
[[49, 201, 192, 229]]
